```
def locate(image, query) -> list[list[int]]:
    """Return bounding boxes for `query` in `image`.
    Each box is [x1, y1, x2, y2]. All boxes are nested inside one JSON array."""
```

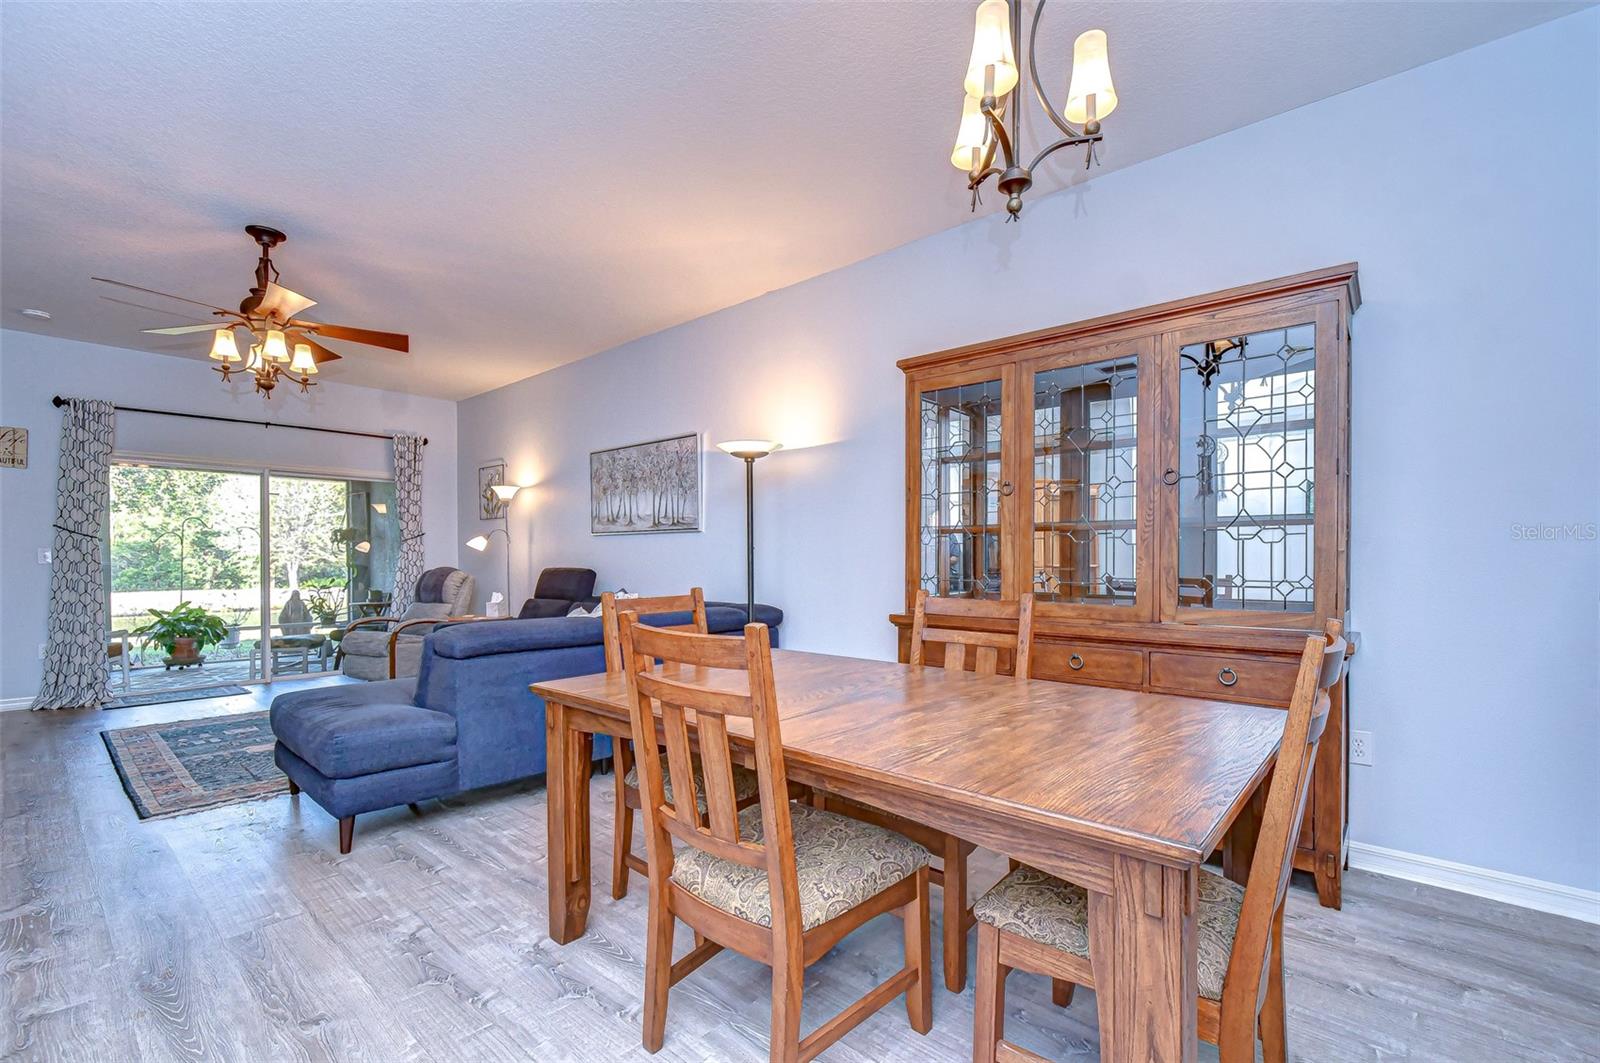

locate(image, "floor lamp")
[[716, 440, 781, 623], [466, 483, 524, 615]]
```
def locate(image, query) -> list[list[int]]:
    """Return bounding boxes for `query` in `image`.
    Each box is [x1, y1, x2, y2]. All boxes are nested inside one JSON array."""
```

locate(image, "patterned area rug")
[[102, 711, 285, 819], [105, 685, 250, 709]]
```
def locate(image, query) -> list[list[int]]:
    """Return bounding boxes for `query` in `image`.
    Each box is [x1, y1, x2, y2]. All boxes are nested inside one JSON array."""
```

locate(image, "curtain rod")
[[50, 396, 428, 446]]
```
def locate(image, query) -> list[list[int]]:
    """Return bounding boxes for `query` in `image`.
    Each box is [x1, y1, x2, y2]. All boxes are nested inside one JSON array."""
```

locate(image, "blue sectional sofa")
[[271, 602, 783, 852]]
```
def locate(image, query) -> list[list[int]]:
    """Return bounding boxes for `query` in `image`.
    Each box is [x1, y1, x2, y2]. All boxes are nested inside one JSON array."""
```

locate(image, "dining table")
[[531, 648, 1286, 1063]]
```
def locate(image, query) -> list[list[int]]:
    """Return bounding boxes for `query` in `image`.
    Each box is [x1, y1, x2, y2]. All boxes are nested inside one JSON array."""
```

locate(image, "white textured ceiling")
[[0, 1, 1585, 400]]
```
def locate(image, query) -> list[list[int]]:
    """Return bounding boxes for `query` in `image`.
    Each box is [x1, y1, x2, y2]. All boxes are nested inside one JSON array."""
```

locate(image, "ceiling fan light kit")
[[952, 0, 1119, 220], [96, 224, 410, 399]]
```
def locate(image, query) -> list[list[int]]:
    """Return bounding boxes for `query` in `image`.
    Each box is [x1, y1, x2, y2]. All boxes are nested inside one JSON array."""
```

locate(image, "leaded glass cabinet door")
[[910, 366, 1019, 601], [1163, 301, 1342, 623], [1020, 340, 1156, 619]]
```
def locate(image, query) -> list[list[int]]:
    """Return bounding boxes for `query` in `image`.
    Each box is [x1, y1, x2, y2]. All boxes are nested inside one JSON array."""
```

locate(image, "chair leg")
[[942, 835, 970, 992], [611, 743, 634, 901], [770, 942, 804, 1063], [1260, 907, 1288, 1063], [642, 886, 674, 1052], [903, 866, 933, 1033], [973, 922, 1006, 1063], [338, 815, 354, 854], [286, 777, 300, 796], [1051, 979, 1075, 1007]]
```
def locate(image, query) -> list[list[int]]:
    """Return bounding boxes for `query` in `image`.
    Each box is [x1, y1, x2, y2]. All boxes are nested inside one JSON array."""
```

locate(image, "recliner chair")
[[339, 566, 475, 679]]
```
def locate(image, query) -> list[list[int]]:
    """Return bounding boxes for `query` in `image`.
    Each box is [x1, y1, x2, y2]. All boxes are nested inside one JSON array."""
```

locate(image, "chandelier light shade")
[[208, 328, 241, 362], [1065, 29, 1117, 124], [953, 0, 1119, 220], [289, 342, 318, 374], [242, 344, 264, 371], [964, 0, 1019, 99], [951, 95, 991, 171], [263, 329, 289, 362]]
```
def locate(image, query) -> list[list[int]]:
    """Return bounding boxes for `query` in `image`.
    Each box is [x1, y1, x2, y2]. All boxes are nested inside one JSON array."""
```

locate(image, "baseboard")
[[1348, 841, 1600, 925], [0, 696, 35, 712]]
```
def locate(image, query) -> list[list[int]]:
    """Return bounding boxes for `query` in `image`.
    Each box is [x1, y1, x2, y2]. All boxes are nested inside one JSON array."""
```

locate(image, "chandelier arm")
[[981, 103, 1017, 169], [1026, 0, 1089, 141], [968, 165, 1004, 190], [1027, 132, 1101, 174]]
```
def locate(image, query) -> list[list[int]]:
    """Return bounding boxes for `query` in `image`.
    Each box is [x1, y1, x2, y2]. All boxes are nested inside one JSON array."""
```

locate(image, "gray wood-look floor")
[[3, 682, 1598, 1062]]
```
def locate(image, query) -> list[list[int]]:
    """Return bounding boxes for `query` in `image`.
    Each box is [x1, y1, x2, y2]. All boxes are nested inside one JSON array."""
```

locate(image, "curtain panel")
[[390, 433, 426, 616], [32, 398, 116, 710]]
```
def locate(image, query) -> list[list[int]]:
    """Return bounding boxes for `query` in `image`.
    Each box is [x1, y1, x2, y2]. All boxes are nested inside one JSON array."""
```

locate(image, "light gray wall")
[[0, 330, 459, 701], [456, 12, 1599, 892]]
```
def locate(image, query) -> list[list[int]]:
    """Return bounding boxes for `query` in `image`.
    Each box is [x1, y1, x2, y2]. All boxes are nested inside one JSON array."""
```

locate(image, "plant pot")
[[168, 637, 203, 664]]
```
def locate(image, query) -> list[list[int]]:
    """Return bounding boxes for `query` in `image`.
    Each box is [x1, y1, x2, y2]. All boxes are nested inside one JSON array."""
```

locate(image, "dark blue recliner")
[[270, 603, 783, 852]]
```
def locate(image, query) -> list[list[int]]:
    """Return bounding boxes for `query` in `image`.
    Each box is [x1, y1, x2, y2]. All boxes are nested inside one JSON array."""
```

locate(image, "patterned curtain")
[[32, 399, 116, 710], [389, 433, 426, 616]]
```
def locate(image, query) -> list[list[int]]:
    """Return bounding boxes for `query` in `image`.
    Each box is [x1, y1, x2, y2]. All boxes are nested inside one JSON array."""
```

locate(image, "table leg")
[[546, 699, 594, 943], [1223, 772, 1269, 885], [1087, 854, 1197, 1063]]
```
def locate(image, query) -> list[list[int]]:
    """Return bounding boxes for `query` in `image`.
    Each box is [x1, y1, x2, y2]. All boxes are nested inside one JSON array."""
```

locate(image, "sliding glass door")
[[107, 460, 398, 699]]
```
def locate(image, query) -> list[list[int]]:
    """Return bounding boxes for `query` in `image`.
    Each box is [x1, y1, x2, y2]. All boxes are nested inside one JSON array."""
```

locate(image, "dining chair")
[[818, 587, 1034, 992], [617, 613, 934, 1062], [602, 588, 761, 900], [970, 620, 1349, 1063]]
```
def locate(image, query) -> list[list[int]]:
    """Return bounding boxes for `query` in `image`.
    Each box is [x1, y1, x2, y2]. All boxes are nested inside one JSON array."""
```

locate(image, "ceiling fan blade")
[[91, 277, 232, 314], [287, 331, 343, 364], [100, 295, 214, 321], [142, 322, 230, 336], [298, 322, 409, 352], [258, 281, 317, 321]]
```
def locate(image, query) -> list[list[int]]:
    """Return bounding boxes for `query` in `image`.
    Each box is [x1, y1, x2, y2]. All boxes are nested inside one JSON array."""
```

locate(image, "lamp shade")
[[465, 534, 490, 552], [963, 0, 1018, 99], [354, 540, 371, 554], [951, 94, 990, 171], [289, 342, 318, 374], [490, 483, 521, 502], [1065, 29, 1117, 125], [243, 343, 264, 371], [716, 440, 782, 460], [263, 329, 290, 362], [208, 328, 241, 362]]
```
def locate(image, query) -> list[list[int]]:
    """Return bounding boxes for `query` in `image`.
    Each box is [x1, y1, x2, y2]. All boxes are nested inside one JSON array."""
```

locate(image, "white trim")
[[1, 696, 35, 712], [1348, 841, 1600, 924]]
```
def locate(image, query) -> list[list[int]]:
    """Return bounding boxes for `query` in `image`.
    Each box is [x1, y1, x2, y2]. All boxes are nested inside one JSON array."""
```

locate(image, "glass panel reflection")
[[1177, 323, 1316, 612], [919, 378, 1003, 599], [1031, 357, 1138, 605]]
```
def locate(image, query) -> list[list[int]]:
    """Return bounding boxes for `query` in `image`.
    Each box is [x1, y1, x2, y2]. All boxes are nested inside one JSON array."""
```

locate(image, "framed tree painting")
[[590, 433, 702, 535]]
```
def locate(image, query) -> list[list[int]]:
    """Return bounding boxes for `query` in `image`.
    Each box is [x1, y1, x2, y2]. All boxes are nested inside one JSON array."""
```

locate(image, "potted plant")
[[305, 584, 347, 628], [133, 601, 230, 668]]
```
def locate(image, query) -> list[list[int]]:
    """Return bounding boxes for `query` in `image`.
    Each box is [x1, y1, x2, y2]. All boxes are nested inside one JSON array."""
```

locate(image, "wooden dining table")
[[531, 649, 1285, 1063]]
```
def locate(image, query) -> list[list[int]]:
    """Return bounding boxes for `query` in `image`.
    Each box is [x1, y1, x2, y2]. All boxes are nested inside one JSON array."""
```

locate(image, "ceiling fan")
[[94, 224, 409, 397]]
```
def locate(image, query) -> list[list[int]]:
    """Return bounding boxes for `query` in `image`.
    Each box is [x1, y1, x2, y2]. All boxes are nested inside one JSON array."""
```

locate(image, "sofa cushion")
[[271, 700, 457, 780], [518, 598, 575, 619]]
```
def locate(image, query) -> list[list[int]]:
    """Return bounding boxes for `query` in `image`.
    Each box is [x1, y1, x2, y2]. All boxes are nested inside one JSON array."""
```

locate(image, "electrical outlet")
[[36, 548, 51, 565], [37, 642, 48, 660], [1351, 729, 1373, 766]]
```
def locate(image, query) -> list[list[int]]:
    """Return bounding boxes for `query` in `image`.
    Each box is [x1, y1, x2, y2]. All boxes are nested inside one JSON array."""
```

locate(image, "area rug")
[[104, 685, 250, 710], [101, 711, 285, 819]]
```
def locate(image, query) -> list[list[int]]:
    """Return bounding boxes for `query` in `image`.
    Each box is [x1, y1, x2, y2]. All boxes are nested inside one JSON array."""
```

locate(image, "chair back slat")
[[602, 588, 709, 673], [908, 588, 1034, 678], [1219, 620, 1348, 1056], [619, 614, 801, 933]]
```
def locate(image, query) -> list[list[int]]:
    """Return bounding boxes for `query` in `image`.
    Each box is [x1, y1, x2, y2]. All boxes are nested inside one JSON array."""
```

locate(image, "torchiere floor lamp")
[[716, 440, 781, 623]]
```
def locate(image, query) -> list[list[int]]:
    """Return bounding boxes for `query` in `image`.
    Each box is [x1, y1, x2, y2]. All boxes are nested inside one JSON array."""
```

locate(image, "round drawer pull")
[[1218, 667, 1238, 687], [1068, 653, 1085, 671]]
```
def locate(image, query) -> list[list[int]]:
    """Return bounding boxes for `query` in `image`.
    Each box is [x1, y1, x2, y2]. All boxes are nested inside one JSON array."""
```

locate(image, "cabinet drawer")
[[1149, 652, 1298, 703], [1033, 643, 1146, 687]]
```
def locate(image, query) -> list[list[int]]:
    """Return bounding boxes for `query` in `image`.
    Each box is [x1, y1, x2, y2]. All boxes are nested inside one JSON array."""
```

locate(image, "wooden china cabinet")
[[892, 264, 1360, 908]]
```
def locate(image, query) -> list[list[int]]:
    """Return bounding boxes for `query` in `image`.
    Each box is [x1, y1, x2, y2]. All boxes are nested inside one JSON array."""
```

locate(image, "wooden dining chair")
[[818, 587, 1034, 993], [602, 588, 761, 900], [970, 620, 1349, 1063], [618, 613, 934, 1062]]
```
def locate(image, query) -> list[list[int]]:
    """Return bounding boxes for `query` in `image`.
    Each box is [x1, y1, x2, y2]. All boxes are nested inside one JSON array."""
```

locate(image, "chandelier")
[[209, 326, 320, 397], [951, 0, 1118, 220]]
